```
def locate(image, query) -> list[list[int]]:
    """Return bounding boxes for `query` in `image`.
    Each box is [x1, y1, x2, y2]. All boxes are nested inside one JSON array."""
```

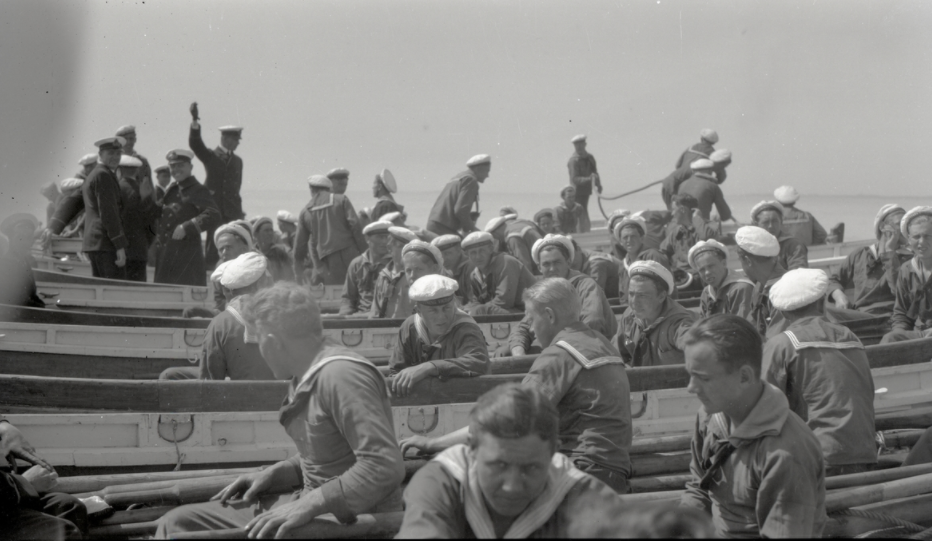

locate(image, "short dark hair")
[[468, 383, 558, 451], [243, 282, 323, 340], [683, 315, 762, 376]]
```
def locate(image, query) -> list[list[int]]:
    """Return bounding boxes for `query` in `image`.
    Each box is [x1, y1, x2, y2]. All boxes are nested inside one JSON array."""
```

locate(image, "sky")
[[1, 0, 930, 225]]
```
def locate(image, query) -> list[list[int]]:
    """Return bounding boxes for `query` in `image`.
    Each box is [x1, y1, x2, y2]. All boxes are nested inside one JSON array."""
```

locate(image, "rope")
[[831, 508, 925, 533], [908, 526, 932, 540]]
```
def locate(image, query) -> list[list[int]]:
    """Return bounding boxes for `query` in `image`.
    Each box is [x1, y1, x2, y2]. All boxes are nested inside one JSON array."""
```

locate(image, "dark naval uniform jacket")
[[153, 176, 221, 286], [189, 126, 244, 221], [82, 163, 128, 253]]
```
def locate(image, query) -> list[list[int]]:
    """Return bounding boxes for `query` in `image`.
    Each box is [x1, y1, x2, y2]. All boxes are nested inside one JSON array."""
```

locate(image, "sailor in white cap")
[[115, 154, 160, 282], [326, 167, 350, 195], [388, 274, 490, 396], [381, 210, 407, 227], [426, 154, 491, 237], [762, 268, 877, 475], [688, 239, 754, 319], [534, 208, 559, 235], [152, 164, 172, 203], [153, 149, 222, 287], [81, 136, 130, 279], [369, 169, 404, 222], [485, 214, 541, 275], [461, 231, 536, 316], [772, 186, 830, 247], [613, 260, 697, 367], [0, 213, 45, 308], [60, 177, 84, 195], [603, 208, 632, 258], [431, 234, 472, 304], [293, 173, 367, 287], [750, 200, 808, 271], [881, 206, 932, 344], [709, 148, 732, 184], [188, 101, 245, 268], [339, 221, 393, 316], [734, 225, 788, 337], [275, 210, 298, 249], [567, 134, 602, 233], [826, 204, 909, 321], [251, 215, 295, 283], [659, 193, 723, 291], [116, 124, 152, 188], [565, 236, 623, 300], [660, 147, 733, 211], [676, 158, 734, 222], [77, 152, 99, 180], [402, 240, 445, 288], [673, 129, 718, 171], [499, 206, 518, 217], [369, 226, 419, 319], [613, 216, 671, 299], [555, 185, 585, 234]]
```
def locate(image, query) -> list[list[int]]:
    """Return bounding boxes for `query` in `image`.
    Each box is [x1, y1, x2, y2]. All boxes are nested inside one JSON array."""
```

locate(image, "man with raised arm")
[[426, 154, 491, 237]]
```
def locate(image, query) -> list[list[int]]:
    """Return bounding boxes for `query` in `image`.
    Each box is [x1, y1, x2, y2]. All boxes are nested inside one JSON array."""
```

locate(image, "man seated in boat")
[[826, 203, 912, 322], [155, 282, 405, 538], [750, 200, 809, 270], [613, 261, 696, 367], [401, 277, 633, 493], [681, 314, 827, 537], [569, 237, 622, 299], [604, 208, 631, 260], [1, 416, 88, 540], [338, 220, 392, 316], [533, 208, 559, 235], [160, 252, 276, 381], [554, 185, 585, 235], [462, 231, 536, 316], [184, 221, 255, 318], [762, 269, 877, 476], [773, 186, 829, 246], [688, 240, 754, 320], [735, 225, 788, 338], [389, 275, 490, 397], [397, 384, 622, 537], [613, 215, 670, 299], [250, 216, 295, 283], [276, 210, 297, 252], [659, 193, 725, 295], [486, 214, 543, 275], [0, 214, 45, 309], [882, 206, 932, 344], [369, 226, 418, 319], [432, 234, 474, 305], [507, 235, 617, 357]]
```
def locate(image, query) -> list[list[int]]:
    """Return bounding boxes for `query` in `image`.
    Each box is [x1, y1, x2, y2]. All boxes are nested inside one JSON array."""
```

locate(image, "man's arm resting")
[[756, 451, 826, 538], [430, 325, 490, 378]]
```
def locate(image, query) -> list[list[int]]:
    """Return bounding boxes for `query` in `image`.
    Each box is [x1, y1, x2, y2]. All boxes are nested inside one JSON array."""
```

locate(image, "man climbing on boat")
[[426, 154, 491, 237], [486, 214, 543, 276], [773, 186, 829, 246]]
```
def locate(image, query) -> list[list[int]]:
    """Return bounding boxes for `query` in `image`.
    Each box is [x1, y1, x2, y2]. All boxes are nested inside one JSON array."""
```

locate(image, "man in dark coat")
[[154, 149, 222, 286], [117, 155, 160, 282], [426, 154, 491, 237], [82, 136, 129, 279], [188, 102, 244, 269], [567, 134, 602, 233], [674, 128, 718, 169], [0, 214, 45, 308]]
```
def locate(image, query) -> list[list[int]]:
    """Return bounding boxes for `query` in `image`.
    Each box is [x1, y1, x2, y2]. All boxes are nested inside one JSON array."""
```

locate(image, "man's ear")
[[545, 307, 557, 324], [738, 364, 759, 385]]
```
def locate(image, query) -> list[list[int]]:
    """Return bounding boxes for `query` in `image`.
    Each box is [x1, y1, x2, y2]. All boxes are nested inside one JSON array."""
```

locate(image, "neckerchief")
[[624, 301, 670, 367]]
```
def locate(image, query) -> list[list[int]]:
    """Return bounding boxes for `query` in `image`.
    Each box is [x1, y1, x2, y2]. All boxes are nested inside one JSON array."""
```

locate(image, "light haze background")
[[2, 0, 931, 241]]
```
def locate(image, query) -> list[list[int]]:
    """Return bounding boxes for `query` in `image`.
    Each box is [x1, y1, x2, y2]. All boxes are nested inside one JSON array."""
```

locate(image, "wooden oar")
[[57, 467, 263, 494], [76, 474, 245, 500]]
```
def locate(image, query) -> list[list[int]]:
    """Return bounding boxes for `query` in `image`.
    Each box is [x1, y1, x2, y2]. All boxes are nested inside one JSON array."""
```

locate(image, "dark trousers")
[[125, 259, 148, 282], [575, 189, 593, 233], [1, 488, 87, 540], [205, 226, 220, 270], [86, 250, 125, 280]]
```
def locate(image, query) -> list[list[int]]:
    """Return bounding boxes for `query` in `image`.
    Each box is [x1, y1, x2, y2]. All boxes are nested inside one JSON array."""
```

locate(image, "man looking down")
[[735, 225, 788, 337]]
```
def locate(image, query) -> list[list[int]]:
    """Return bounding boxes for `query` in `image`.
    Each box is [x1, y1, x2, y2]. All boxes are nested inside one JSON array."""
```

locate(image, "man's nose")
[[499, 467, 524, 493]]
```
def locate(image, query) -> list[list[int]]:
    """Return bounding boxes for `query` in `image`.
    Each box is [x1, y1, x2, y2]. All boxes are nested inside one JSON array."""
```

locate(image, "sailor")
[[709, 148, 732, 185], [689, 240, 755, 319], [401, 239, 446, 286], [773, 185, 828, 246], [567, 134, 602, 233], [751, 200, 809, 270], [153, 149, 222, 287], [337, 221, 390, 315], [882, 206, 932, 344], [486, 214, 542, 275], [569, 237, 623, 299], [293, 174, 367, 286], [674, 128, 718, 169], [370, 169, 403, 221], [0, 214, 44, 308], [251, 216, 295, 283], [631, 209, 672, 250], [276, 210, 298, 251], [499, 205, 519, 216], [116, 124, 152, 189], [426, 154, 491, 237], [326, 167, 350, 195], [613, 216, 670, 299], [659, 193, 722, 289], [554, 185, 585, 234], [735, 225, 788, 337], [1, 416, 88, 539], [116, 154, 160, 282], [680, 315, 827, 538], [462, 231, 536, 315], [827, 204, 910, 320], [604, 208, 632, 260], [153, 165, 171, 203], [613, 260, 697, 367], [389, 274, 490, 397], [82, 136, 129, 279], [660, 148, 731, 211], [397, 384, 623, 537], [369, 226, 418, 319], [534, 208, 559, 234], [431, 234, 473, 304], [677, 159, 733, 222], [762, 268, 877, 475], [39, 182, 60, 227], [508, 235, 617, 356], [42, 178, 86, 243], [188, 102, 245, 269], [401, 278, 633, 493], [155, 283, 404, 538], [76, 152, 98, 180]]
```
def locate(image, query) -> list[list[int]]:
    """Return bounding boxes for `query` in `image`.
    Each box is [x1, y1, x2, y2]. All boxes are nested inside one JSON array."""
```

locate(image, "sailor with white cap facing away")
[[116, 153, 160, 283], [689, 239, 755, 319], [369, 226, 419, 319], [613, 215, 671, 299], [388, 274, 490, 397], [116, 124, 153, 187], [734, 225, 788, 337], [612, 260, 697, 367], [369, 168, 405, 222], [761, 268, 877, 476], [339, 220, 393, 316], [293, 174, 367, 286], [676, 158, 734, 222], [461, 230, 536, 316], [44, 177, 87, 242], [773, 185, 829, 247], [276, 210, 298, 250], [750, 200, 808, 270], [674, 128, 718, 170], [567, 134, 602, 233], [882, 206, 932, 344], [82, 135, 129, 279], [431, 234, 473, 304], [426, 154, 491, 237]]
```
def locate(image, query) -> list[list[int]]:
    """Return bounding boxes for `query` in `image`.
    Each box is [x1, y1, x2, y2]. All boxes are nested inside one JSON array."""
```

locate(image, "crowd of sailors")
[[2, 109, 932, 538]]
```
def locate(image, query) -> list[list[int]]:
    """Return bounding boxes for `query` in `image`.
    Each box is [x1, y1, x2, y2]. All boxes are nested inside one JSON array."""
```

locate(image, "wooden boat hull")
[[33, 268, 183, 289]]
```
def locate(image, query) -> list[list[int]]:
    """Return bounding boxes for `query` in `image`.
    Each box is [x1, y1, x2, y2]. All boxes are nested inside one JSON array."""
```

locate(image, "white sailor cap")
[[531, 234, 575, 264], [276, 210, 297, 224], [119, 155, 143, 168], [409, 274, 458, 305], [699, 129, 719, 144], [213, 222, 255, 251], [378, 168, 397, 193], [901, 206, 932, 240], [613, 215, 648, 239], [327, 167, 349, 179], [461, 231, 494, 250], [60, 177, 85, 191], [874, 204, 905, 240], [466, 154, 491, 168], [606, 209, 632, 234], [750, 200, 785, 222], [571, 134, 587, 143], [166, 149, 194, 164], [363, 220, 392, 235], [560, 185, 577, 197], [153, 165, 170, 175], [388, 226, 418, 244], [690, 158, 715, 171], [709, 148, 732, 163], [414, 228, 437, 243], [210, 260, 232, 283], [687, 239, 729, 270], [115, 125, 136, 136], [218, 126, 244, 138], [95, 136, 126, 150], [769, 268, 829, 311], [773, 186, 800, 205], [534, 208, 557, 223], [307, 175, 332, 189], [484, 216, 509, 234], [628, 260, 675, 294], [0, 233, 8, 258], [0, 213, 40, 237], [79, 153, 98, 166], [220, 252, 268, 290], [251, 216, 274, 234], [382, 211, 406, 224], [499, 206, 518, 216], [402, 239, 444, 267], [735, 226, 780, 257], [432, 234, 463, 249]]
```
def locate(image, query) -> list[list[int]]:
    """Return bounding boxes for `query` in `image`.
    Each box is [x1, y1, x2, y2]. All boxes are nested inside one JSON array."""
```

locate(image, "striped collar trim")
[[784, 330, 863, 351]]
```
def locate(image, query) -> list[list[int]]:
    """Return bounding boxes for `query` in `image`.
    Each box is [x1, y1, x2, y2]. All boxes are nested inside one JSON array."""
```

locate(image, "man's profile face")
[[685, 340, 744, 415], [465, 244, 494, 271], [755, 210, 782, 238], [526, 303, 558, 349], [538, 248, 569, 279], [255, 322, 290, 380], [695, 252, 727, 289], [471, 432, 553, 519], [217, 233, 249, 262]]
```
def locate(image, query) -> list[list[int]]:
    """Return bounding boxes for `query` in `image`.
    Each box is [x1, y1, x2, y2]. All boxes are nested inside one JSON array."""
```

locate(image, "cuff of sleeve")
[[112, 235, 129, 250], [184, 220, 201, 237], [319, 478, 357, 525]]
